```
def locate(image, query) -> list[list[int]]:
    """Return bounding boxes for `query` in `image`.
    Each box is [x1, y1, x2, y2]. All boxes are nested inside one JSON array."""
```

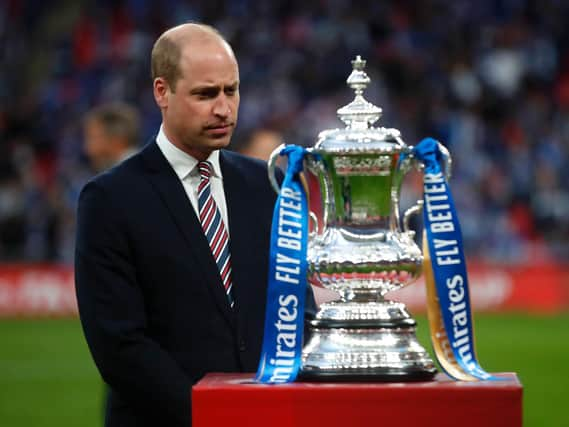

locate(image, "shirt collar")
[[156, 125, 223, 181]]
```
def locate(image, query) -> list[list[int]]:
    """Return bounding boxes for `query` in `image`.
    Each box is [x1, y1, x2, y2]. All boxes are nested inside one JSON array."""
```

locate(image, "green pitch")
[[417, 313, 569, 427], [0, 314, 567, 426]]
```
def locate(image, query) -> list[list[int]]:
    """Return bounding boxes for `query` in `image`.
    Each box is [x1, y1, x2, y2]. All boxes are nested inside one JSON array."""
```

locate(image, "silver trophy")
[[268, 56, 451, 380]]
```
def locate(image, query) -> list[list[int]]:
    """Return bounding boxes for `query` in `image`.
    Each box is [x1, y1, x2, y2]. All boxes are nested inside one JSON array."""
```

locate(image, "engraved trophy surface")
[[269, 56, 451, 381]]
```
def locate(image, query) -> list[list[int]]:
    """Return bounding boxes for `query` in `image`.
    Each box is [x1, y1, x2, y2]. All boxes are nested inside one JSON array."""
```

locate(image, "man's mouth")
[[205, 122, 232, 130], [204, 123, 233, 136]]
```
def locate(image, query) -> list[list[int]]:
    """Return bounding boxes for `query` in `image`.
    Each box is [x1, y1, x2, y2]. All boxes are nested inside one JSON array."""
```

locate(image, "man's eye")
[[195, 90, 218, 99], [225, 88, 236, 96]]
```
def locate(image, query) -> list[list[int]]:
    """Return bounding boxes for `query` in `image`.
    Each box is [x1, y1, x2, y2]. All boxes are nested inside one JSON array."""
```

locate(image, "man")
[[83, 103, 140, 172], [75, 23, 315, 427]]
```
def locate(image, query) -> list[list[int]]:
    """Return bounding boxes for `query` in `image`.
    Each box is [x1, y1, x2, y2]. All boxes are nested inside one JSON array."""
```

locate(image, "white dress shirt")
[[156, 126, 230, 230]]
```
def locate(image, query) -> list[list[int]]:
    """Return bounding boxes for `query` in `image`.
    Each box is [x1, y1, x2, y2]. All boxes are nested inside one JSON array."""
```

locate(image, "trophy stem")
[[338, 288, 385, 304]]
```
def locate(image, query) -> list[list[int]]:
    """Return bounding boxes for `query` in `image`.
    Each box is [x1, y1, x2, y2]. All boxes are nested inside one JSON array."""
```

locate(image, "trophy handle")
[[414, 141, 452, 181], [267, 144, 321, 236], [436, 142, 452, 180], [403, 200, 423, 236], [309, 211, 319, 236], [403, 142, 453, 235], [267, 143, 287, 194]]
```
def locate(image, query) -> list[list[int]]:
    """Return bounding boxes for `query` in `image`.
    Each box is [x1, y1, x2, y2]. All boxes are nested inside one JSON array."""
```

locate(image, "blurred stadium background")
[[0, 0, 567, 426]]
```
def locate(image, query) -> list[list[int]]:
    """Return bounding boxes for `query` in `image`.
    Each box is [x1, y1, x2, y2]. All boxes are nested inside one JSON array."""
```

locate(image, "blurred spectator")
[[83, 103, 140, 172], [1, 0, 568, 264], [80, 102, 141, 420], [237, 129, 282, 161]]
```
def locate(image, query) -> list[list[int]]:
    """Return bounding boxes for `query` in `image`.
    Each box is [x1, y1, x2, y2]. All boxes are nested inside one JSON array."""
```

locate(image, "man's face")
[[154, 39, 240, 160], [84, 119, 115, 172]]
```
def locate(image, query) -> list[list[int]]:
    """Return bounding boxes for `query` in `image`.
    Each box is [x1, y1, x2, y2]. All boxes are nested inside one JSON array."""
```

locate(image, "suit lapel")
[[220, 151, 260, 315], [140, 142, 235, 326]]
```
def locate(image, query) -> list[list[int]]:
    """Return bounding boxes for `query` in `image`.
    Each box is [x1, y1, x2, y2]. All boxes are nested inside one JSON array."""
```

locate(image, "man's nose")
[[212, 94, 231, 118]]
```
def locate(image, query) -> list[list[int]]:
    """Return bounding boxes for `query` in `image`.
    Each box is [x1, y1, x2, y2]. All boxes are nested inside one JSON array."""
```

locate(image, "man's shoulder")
[[223, 149, 279, 179], [88, 141, 155, 187], [221, 149, 267, 170], [79, 144, 152, 205], [221, 149, 285, 188], [86, 157, 135, 190]]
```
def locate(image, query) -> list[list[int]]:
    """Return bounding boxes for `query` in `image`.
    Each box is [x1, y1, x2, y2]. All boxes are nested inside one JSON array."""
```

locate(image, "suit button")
[[239, 340, 246, 352]]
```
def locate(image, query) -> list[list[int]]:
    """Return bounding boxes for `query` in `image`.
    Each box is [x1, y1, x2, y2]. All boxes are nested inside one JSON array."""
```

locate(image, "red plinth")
[[192, 372, 522, 427]]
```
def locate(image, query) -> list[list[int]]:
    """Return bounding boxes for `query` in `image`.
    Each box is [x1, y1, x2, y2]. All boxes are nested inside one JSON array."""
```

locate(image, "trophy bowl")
[[268, 56, 452, 381]]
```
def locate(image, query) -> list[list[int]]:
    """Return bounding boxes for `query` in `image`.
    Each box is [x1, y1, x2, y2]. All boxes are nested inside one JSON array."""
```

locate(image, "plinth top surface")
[[193, 372, 522, 392]]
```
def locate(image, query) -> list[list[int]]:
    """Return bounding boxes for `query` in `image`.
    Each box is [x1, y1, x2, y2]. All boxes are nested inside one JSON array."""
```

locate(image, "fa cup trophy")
[[268, 56, 451, 381]]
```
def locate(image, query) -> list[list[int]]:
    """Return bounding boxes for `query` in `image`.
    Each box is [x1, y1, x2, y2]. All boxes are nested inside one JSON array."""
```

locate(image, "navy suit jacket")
[[75, 141, 315, 427]]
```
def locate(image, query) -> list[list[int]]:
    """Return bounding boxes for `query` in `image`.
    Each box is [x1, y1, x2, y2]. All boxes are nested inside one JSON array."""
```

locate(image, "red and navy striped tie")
[[197, 161, 234, 307]]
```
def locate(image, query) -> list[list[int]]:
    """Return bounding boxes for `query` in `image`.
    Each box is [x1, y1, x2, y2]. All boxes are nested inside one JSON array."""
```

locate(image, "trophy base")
[[300, 300, 436, 382], [298, 367, 436, 382]]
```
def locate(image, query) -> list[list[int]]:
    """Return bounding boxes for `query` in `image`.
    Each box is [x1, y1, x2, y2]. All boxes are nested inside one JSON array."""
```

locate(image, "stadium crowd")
[[0, 0, 568, 263]]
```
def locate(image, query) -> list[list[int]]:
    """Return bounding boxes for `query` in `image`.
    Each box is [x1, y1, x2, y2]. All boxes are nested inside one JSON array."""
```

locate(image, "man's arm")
[[75, 180, 191, 425]]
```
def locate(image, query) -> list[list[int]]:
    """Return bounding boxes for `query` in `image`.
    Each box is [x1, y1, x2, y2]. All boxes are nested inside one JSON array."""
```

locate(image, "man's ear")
[[153, 77, 170, 109]]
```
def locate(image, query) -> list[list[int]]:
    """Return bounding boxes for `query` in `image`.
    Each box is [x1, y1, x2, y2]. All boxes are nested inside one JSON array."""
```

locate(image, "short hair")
[[84, 103, 140, 147], [150, 23, 227, 92]]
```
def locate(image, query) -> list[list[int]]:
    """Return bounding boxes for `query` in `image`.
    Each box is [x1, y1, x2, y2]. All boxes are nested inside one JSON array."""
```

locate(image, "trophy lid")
[[314, 56, 408, 155]]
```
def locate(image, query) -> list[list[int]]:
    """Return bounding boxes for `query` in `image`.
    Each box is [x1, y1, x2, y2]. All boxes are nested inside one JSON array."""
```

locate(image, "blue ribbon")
[[255, 145, 309, 383], [414, 138, 500, 381]]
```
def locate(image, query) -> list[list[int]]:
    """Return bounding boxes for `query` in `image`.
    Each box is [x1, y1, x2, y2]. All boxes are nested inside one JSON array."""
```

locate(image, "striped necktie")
[[197, 161, 234, 307]]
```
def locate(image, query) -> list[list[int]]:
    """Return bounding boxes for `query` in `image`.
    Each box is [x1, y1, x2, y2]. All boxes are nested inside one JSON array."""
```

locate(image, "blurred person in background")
[[83, 103, 141, 173], [82, 102, 142, 418], [79, 104, 141, 239], [75, 22, 315, 427], [237, 128, 283, 161], [54, 104, 143, 263]]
